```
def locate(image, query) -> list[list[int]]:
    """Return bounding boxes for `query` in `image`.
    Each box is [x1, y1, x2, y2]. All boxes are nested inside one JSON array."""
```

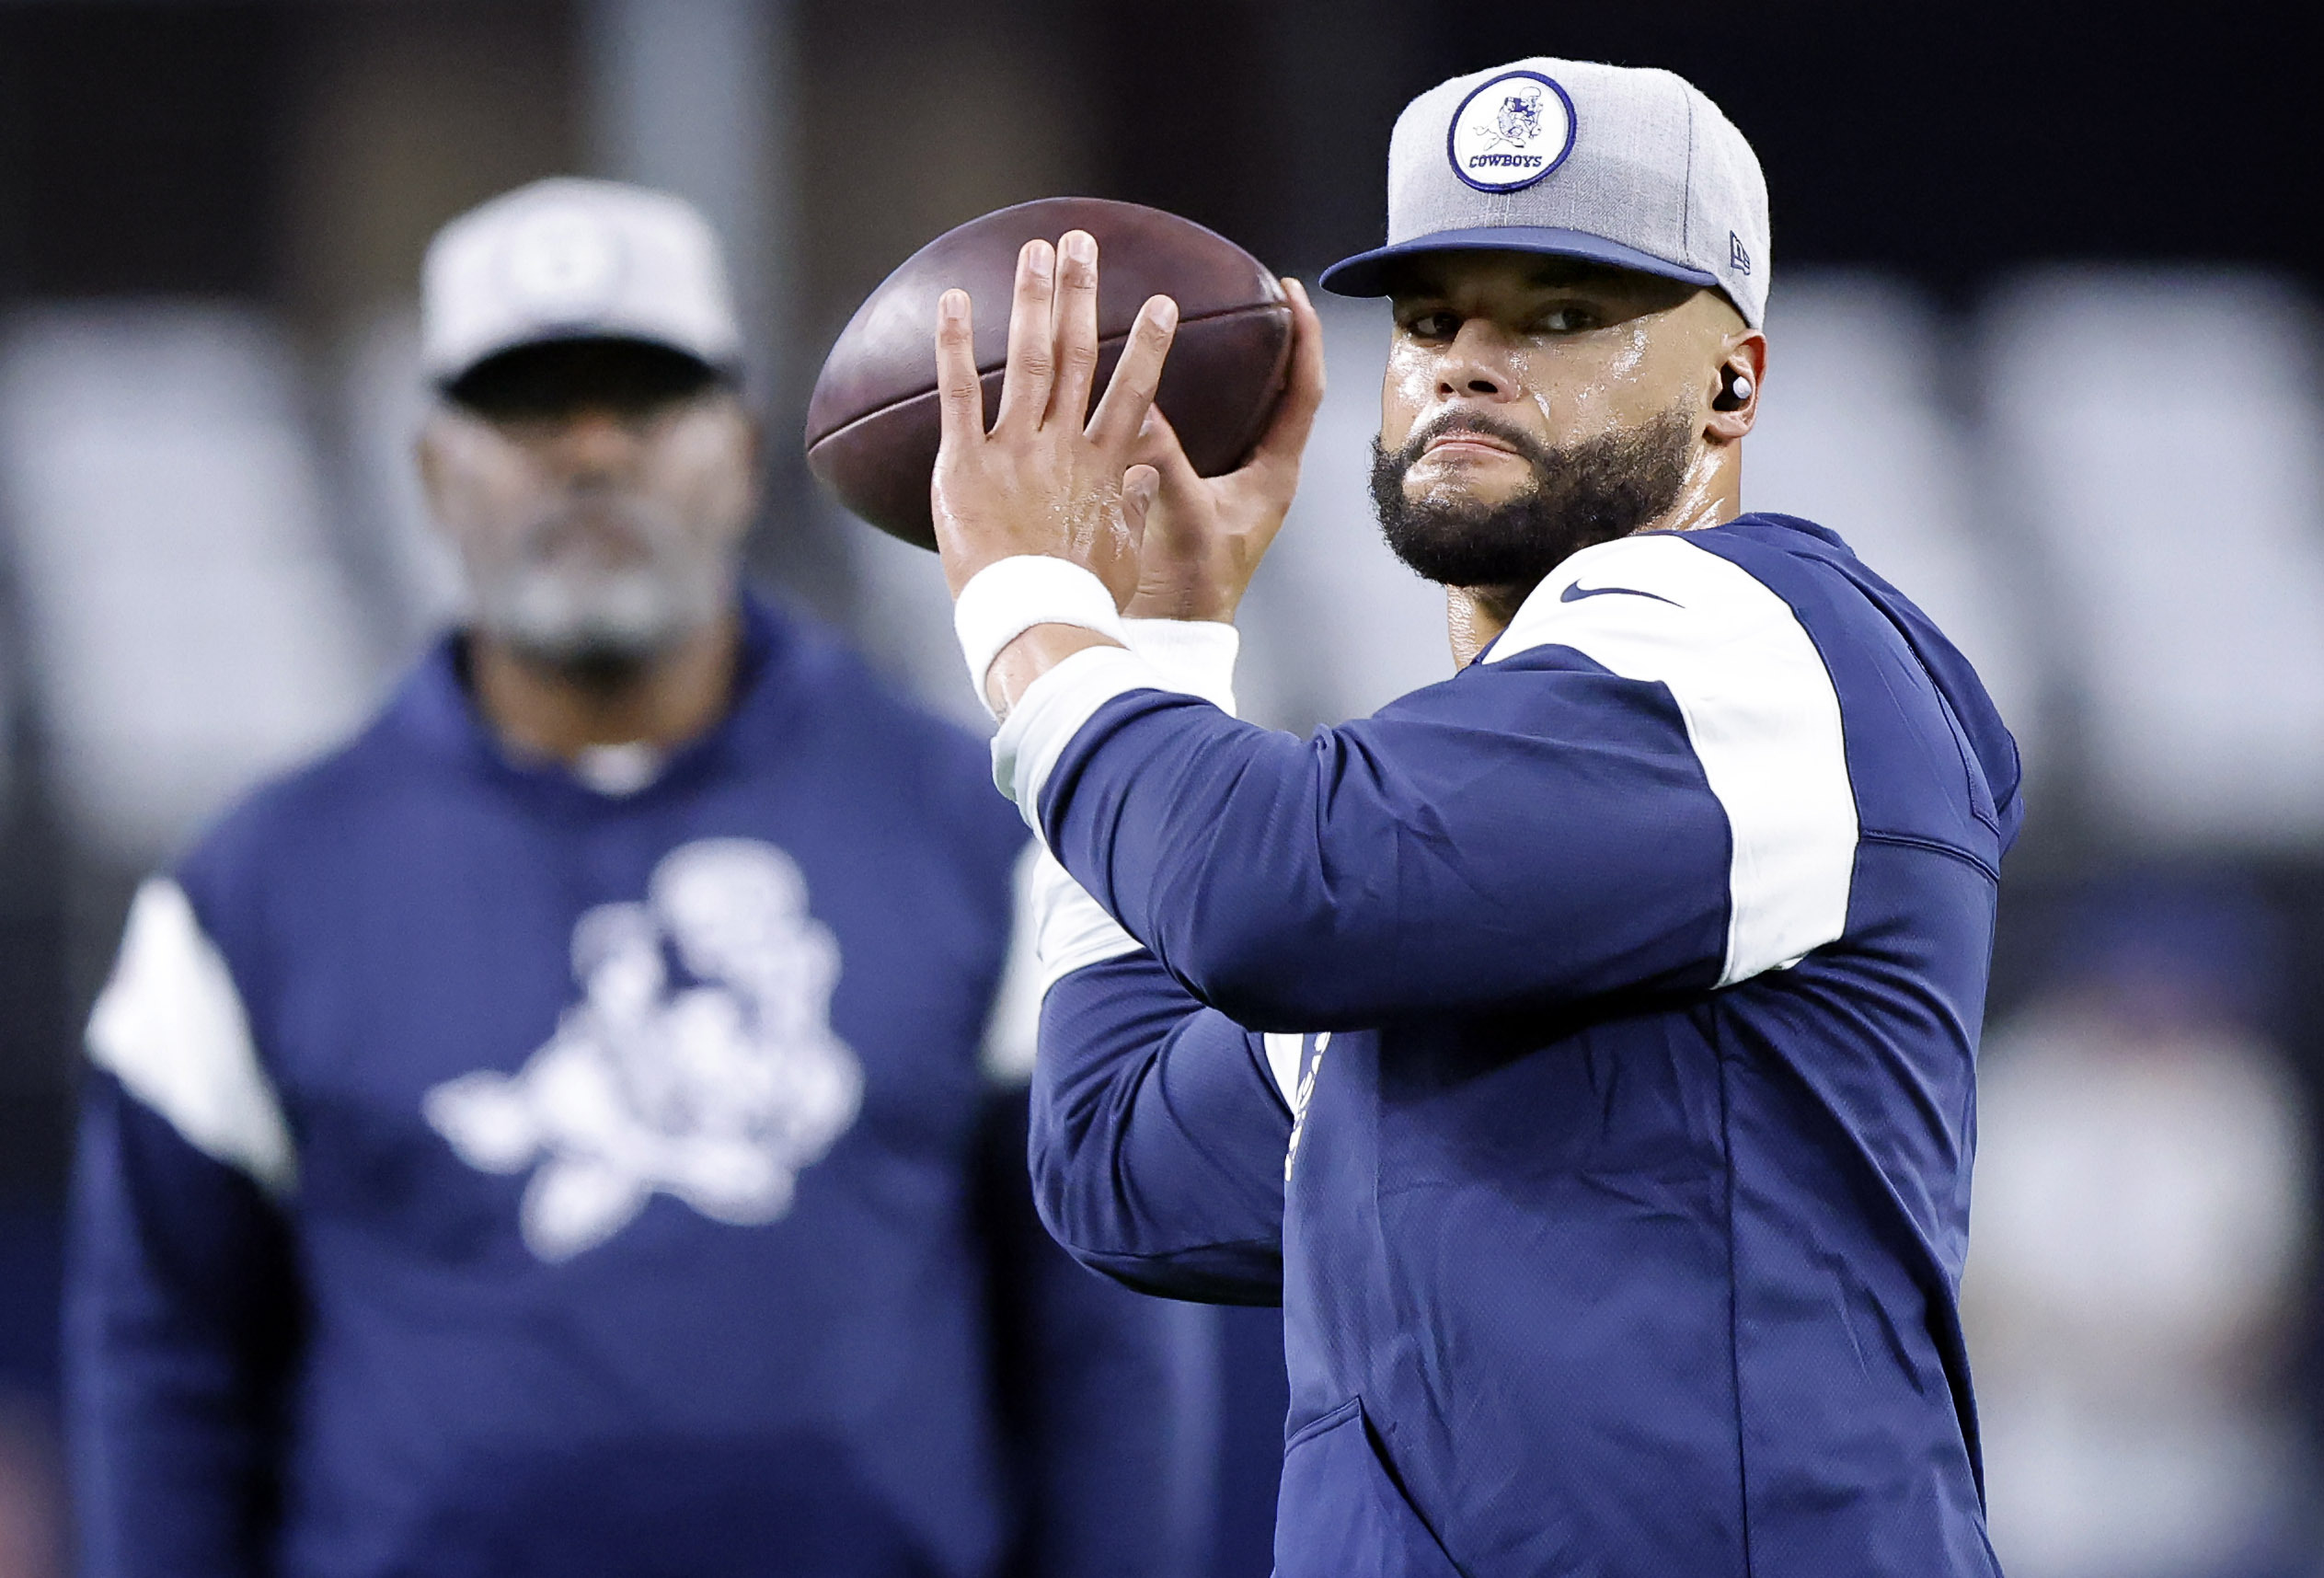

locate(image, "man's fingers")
[[933, 288, 984, 451], [994, 239, 1057, 431], [1088, 294, 1179, 452], [1047, 231, 1103, 427], [1244, 276, 1328, 484]]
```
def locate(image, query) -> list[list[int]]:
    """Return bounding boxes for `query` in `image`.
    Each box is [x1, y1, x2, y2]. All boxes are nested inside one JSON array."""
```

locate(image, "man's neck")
[[1445, 582, 1530, 668], [469, 611, 743, 765]]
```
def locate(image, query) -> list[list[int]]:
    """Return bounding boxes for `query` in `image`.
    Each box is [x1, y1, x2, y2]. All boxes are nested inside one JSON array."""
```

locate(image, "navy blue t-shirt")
[[66, 597, 1194, 1578]]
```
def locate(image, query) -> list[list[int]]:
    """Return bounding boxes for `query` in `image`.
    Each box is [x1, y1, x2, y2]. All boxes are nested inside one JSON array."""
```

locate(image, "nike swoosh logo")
[[1560, 582, 1681, 607]]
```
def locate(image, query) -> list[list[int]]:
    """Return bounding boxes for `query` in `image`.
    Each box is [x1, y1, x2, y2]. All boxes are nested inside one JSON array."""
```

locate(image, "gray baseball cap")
[[1320, 58, 1769, 328], [421, 177, 743, 386]]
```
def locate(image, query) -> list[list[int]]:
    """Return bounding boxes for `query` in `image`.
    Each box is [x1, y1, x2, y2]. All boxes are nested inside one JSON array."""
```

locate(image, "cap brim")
[[1318, 226, 1719, 298], [430, 328, 738, 391]]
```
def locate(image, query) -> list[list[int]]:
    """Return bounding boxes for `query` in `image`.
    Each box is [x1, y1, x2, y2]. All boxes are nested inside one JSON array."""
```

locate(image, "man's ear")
[[729, 403, 766, 527], [1705, 328, 1767, 443], [413, 412, 465, 545]]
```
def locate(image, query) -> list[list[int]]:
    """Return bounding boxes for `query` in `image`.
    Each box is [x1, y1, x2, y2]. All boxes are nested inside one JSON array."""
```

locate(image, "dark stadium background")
[[1, 4, 2315, 1574]]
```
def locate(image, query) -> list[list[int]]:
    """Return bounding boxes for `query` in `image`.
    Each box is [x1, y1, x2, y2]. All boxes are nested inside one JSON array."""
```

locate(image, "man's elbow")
[[1028, 1127, 1281, 1305], [1026, 1087, 1280, 1307], [1154, 908, 1367, 1032], [1025, 1085, 1138, 1265], [1063, 1243, 1285, 1307]]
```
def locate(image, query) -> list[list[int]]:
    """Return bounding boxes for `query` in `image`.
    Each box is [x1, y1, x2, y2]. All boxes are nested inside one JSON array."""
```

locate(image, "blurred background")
[[1, 2, 2318, 1574]]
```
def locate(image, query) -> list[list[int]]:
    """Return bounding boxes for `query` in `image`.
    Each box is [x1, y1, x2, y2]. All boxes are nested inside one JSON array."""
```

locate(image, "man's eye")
[[1535, 306, 1601, 333], [1404, 311, 1459, 340]]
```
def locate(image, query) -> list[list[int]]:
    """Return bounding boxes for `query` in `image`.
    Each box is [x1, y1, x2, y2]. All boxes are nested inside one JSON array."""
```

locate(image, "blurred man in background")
[[1968, 879, 2318, 1578], [63, 178, 1197, 1578]]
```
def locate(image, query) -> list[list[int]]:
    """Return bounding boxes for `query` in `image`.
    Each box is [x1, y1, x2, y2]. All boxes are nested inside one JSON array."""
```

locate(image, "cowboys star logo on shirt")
[[425, 838, 863, 1261]]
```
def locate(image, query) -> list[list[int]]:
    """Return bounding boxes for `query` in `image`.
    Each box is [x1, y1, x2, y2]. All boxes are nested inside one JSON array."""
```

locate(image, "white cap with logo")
[[420, 177, 743, 386], [1320, 58, 1769, 328]]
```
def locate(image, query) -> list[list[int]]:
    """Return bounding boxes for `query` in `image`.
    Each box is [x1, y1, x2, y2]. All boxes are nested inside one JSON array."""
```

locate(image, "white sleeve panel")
[[991, 646, 1162, 833], [85, 877, 298, 1196], [1008, 619, 1246, 996], [1030, 849, 1145, 996], [990, 619, 1243, 838], [1488, 533, 1858, 985], [980, 843, 1048, 1085]]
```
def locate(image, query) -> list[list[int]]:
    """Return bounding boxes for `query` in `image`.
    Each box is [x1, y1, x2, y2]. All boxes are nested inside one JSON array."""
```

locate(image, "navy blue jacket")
[[1010, 519, 2021, 1576], [66, 598, 1196, 1578]]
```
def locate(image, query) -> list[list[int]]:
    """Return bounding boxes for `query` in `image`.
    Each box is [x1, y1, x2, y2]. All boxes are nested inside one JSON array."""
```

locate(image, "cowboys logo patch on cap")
[[1322, 56, 1772, 328], [1447, 70, 1576, 193]]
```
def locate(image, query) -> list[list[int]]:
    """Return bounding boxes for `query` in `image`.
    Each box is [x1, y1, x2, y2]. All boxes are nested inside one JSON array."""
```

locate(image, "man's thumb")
[[1121, 464, 1161, 546]]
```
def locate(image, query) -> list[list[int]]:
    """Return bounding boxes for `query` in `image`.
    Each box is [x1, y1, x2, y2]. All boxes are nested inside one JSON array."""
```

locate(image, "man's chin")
[[479, 573, 711, 674], [501, 620, 679, 684]]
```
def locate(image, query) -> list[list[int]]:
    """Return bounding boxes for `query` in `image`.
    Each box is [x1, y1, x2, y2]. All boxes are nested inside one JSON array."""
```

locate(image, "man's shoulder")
[[764, 611, 985, 764], [1492, 514, 1991, 725], [1684, 513, 1966, 669], [1475, 515, 2015, 872], [1692, 514, 2023, 852], [170, 675, 447, 919], [745, 602, 1022, 844], [169, 611, 1029, 931]]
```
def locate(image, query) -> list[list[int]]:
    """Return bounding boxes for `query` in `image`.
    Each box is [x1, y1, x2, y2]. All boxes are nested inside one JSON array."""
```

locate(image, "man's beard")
[[467, 496, 732, 685], [1369, 407, 1695, 592]]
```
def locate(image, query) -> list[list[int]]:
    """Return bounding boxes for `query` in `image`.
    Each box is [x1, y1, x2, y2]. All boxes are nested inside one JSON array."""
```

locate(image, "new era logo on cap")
[[1320, 56, 1772, 329]]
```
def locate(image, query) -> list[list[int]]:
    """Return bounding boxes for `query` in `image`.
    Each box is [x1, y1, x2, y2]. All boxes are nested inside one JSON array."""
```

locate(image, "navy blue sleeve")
[[1030, 953, 1290, 1305], [64, 1072, 299, 1578], [1039, 652, 1735, 1030]]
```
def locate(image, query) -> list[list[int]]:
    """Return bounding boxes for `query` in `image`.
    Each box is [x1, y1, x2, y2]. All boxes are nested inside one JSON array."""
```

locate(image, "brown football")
[[804, 196, 1293, 549]]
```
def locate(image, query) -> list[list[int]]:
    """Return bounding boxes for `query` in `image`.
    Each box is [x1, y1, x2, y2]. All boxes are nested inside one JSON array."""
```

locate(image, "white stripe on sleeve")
[[1030, 848, 1144, 996], [990, 645, 1162, 835], [1016, 618, 1246, 996], [979, 843, 1048, 1084], [85, 877, 298, 1195], [1487, 534, 1858, 985], [990, 618, 1240, 843]]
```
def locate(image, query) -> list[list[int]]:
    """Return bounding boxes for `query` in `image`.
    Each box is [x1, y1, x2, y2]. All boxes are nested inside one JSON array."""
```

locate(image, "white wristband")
[[953, 556, 1128, 717]]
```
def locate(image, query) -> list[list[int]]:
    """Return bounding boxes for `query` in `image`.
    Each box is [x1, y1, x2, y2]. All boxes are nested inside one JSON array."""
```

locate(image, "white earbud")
[[1728, 372, 1754, 402]]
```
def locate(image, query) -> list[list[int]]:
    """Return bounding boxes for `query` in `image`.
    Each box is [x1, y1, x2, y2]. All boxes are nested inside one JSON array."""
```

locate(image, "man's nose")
[[550, 409, 642, 480], [1435, 321, 1518, 401]]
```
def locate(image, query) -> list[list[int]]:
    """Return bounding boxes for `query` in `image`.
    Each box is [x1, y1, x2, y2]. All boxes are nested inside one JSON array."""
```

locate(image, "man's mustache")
[[518, 497, 681, 560], [1393, 412, 1556, 475]]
